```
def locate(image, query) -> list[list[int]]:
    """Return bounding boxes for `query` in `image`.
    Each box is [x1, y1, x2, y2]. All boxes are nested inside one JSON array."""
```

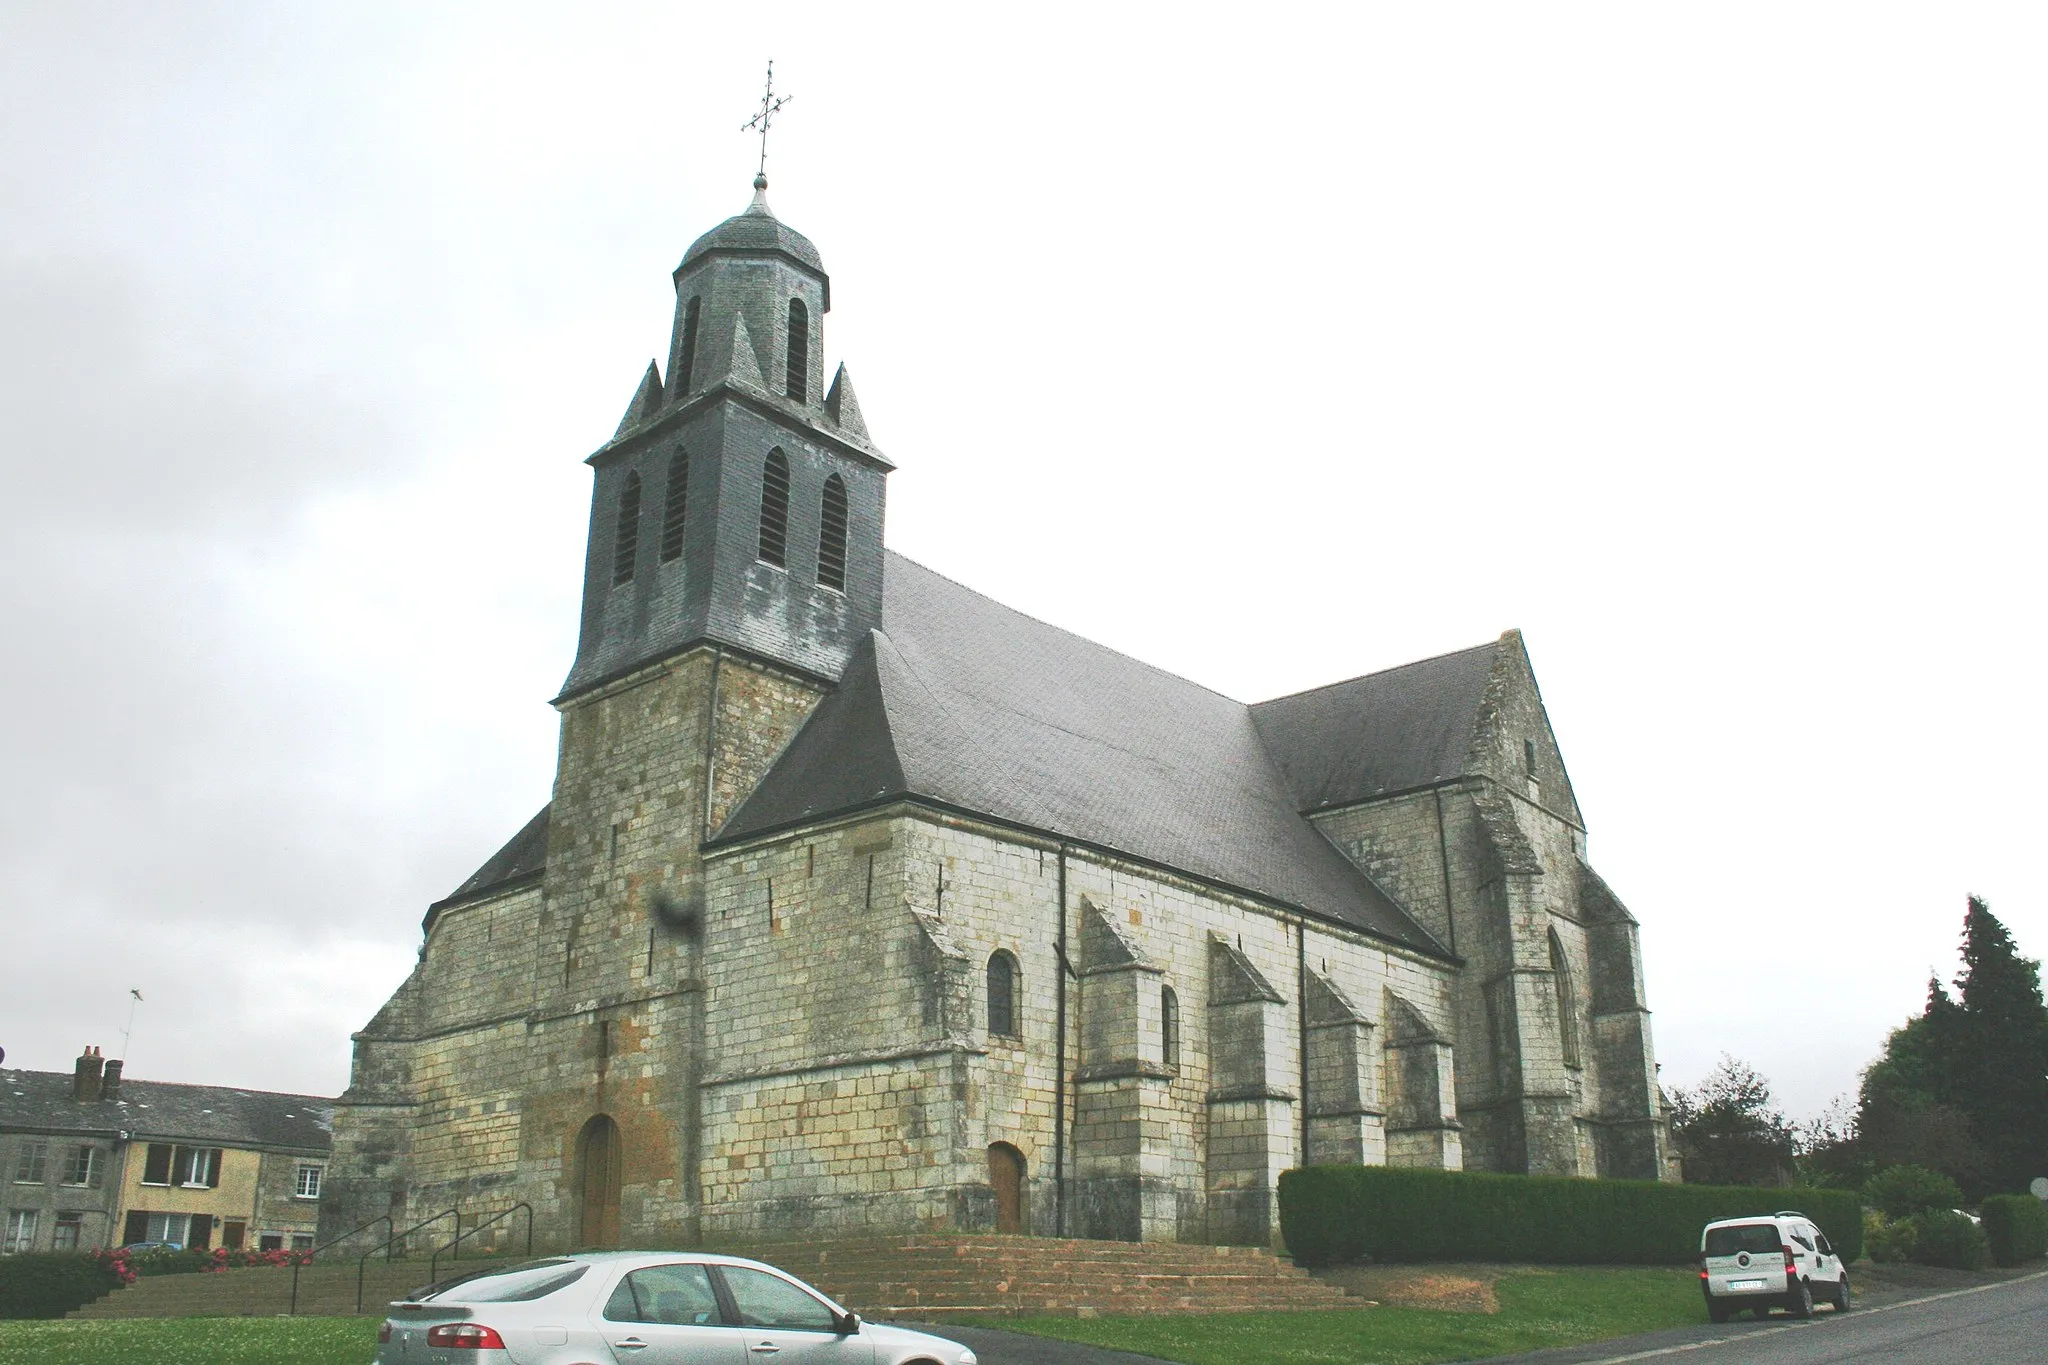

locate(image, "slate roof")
[[680, 196, 825, 276], [431, 804, 550, 915], [714, 554, 1458, 958], [1249, 643, 1499, 811], [0, 1069, 332, 1153]]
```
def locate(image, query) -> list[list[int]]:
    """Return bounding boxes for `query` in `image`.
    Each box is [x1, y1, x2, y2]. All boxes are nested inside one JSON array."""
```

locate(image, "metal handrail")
[[356, 1208, 458, 1314], [428, 1202, 534, 1286], [289, 1213, 393, 1316]]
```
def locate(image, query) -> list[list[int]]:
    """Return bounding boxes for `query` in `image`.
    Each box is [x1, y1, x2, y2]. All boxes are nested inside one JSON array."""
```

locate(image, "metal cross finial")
[[742, 60, 791, 180]]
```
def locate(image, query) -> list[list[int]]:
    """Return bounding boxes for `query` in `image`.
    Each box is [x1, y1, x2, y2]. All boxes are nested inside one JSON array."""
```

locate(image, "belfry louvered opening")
[[676, 296, 701, 397], [757, 449, 790, 567], [612, 471, 642, 586], [660, 451, 690, 562], [816, 474, 848, 591], [785, 298, 809, 403]]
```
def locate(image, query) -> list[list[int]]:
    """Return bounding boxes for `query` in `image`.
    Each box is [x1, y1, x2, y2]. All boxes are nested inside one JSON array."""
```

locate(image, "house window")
[[986, 951, 1019, 1039], [295, 1164, 324, 1200], [53, 1213, 83, 1251], [150, 1146, 220, 1190], [1549, 929, 1581, 1068], [144, 1212, 192, 1247], [4, 1209, 37, 1253], [11, 1142, 46, 1184], [659, 451, 690, 562], [142, 1143, 173, 1186], [612, 471, 643, 586], [1162, 984, 1180, 1069], [816, 474, 848, 592], [785, 298, 809, 402], [757, 449, 790, 567], [676, 296, 701, 396], [291, 1234, 314, 1252], [259, 1234, 284, 1253], [61, 1145, 100, 1188]]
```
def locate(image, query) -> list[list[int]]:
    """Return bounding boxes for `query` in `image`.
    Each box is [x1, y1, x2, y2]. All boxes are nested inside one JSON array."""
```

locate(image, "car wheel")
[[1707, 1296, 1730, 1324], [1790, 1279, 1814, 1318], [1834, 1273, 1851, 1312]]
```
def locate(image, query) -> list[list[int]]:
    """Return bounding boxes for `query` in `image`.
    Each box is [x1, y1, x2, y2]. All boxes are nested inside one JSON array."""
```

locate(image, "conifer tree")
[[1951, 897, 2048, 1195]]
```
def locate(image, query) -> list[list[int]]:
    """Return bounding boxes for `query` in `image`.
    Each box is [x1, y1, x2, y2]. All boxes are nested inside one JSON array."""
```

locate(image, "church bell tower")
[[558, 174, 890, 700]]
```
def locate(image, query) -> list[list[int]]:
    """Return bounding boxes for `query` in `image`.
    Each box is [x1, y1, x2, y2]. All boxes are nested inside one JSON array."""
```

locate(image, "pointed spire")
[[726, 312, 766, 389], [824, 362, 869, 441], [614, 360, 663, 438]]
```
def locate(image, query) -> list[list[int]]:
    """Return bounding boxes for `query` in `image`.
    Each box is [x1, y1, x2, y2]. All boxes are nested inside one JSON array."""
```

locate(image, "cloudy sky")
[[2, 3, 2042, 1124]]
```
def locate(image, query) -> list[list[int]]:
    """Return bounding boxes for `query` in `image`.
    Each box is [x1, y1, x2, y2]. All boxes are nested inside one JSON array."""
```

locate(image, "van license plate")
[[1729, 1279, 1765, 1290]]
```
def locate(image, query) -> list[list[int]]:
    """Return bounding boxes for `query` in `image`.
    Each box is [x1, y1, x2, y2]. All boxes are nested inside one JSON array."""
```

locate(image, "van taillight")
[[378, 1322, 391, 1343], [1783, 1245, 1799, 1276], [426, 1323, 506, 1349]]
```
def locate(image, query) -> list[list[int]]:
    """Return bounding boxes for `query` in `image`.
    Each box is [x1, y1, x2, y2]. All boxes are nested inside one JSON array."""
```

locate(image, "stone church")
[[324, 177, 1671, 1252]]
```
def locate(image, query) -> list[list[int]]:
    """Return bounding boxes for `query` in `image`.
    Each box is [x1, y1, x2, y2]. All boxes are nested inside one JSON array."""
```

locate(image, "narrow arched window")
[[676, 296, 701, 396], [1161, 985, 1180, 1070], [987, 951, 1018, 1039], [1549, 929, 1581, 1068], [757, 449, 790, 567], [785, 298, 809, 402], [611, 471, 642, 586], [660, 451, 689, 563], [816, 474, 848, 591]]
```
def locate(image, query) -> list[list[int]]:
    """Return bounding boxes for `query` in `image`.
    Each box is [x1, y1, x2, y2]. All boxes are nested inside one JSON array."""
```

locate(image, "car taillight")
[[378, 1322, 392, 1343], [1783, 1245, 1799, 1276], [425, 1323, 507, 1349]]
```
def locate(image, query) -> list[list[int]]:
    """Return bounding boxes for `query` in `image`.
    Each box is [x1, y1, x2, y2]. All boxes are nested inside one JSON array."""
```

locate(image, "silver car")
[[375, 1251, 980, 1365]]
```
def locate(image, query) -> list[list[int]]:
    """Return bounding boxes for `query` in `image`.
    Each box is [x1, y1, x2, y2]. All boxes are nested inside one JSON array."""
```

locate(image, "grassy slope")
[[999, 1268, 1707, 1365], [0, 1316, 380, 1365]]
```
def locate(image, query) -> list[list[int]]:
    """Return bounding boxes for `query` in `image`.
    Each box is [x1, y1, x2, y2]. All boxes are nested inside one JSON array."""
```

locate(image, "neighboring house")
[[0, 1048, 332, 1254], [326, 175, 1672, 1253]]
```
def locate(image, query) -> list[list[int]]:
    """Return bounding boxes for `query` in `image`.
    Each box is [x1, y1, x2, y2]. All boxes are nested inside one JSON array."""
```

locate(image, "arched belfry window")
[[1549, 928, 1581, 1068], [660, 451, 690, 563], [785, 298, 809, 403], [1161, 984, 1180, 1069], [987, 951, 1019, 1039], [676, 296, 701, 396], [612, 471, 642, 586], [757, 449, 790, 568], [816, 474, 849, 591]]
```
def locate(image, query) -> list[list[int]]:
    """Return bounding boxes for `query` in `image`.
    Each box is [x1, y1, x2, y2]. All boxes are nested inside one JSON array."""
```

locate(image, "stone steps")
[[71, 1237, 1353, 1319]]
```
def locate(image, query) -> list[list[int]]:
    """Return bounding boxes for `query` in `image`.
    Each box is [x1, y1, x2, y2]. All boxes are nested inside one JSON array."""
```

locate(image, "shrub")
[[1275, 1165, 1863, 1267], [1906, 1209, 1991, 1270], [1864, 1164, 1965, 1219], [123, 1246, 215, 1277], [1980, 1195, 2048, 1266], [1864, 1209, 1915, 1263], [0, 1252, 124, 1320]]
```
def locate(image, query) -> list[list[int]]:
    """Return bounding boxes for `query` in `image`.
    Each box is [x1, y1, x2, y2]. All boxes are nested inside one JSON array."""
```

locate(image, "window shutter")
[[143, 1143, 172, 1185], [124, 1210, 148, 1245], [187, 1213, 212, 1250]]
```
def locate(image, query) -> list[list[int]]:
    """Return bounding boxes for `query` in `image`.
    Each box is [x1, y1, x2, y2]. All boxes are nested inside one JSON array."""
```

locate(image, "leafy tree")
[[1863, 1164, 1964, 1219], [1672, 1055, 1796, 1186]]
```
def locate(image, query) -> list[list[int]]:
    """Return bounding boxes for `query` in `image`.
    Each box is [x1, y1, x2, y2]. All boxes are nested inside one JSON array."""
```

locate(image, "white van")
[[1699, 1212, 1851, 1322]]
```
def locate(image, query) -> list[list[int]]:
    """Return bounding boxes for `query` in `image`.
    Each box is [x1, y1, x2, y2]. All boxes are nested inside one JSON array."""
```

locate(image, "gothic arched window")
[[612, 471, 642, 586], [757, 449, 790, 567], [1161, 984, 1180, 1070], [816, 474, 848, 591], [660, 451, 689, 563], [1549, 928, 1581, 1068], [987, 951, 1019, 1039], [676, 296, 701, 396], [785, 298, 809, 403]]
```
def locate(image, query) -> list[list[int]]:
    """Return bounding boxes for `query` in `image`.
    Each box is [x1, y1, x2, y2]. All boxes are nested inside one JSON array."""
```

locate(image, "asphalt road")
[[1491, 1269, 2048, 1365]]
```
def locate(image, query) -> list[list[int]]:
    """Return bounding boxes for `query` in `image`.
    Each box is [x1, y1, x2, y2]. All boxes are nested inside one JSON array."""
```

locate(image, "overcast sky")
[[2, 4, 2043, 1126]]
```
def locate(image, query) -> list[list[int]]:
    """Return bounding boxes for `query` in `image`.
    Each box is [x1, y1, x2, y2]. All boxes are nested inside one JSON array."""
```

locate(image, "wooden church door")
[[577, 1114, 622, 1248], [987, 1142, 1027, 1234]]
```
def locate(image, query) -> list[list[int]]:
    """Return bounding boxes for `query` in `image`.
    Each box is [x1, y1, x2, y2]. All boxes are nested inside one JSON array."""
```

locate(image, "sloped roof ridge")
[[885, 552, 1249, 708], [1252, 636, 1502, 708]]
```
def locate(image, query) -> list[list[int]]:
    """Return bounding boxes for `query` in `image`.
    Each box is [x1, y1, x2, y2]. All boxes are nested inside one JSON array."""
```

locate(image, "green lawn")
[[0, 1315, 380, 1365], [999, 1267, 1707, 1365]]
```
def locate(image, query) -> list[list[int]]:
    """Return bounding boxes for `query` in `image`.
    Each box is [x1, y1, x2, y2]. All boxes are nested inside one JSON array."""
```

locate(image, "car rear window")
[[1704, 1224, 1783, 1257], [423, 1259, 590, 1303]]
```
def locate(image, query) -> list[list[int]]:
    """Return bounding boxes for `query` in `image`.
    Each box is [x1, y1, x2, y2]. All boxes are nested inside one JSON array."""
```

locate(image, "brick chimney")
[[72, 1045, 104, 1101], [99, 1059, 124, 1101]]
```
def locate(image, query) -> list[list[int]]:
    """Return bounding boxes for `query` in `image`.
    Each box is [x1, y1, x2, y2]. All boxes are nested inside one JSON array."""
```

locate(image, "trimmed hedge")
[[1277, 1165, 1864, 1267], [1981, 1196, 2048, 1267], [1907, 1209, 1990, 1269], [0, 1252, 123, 1320]]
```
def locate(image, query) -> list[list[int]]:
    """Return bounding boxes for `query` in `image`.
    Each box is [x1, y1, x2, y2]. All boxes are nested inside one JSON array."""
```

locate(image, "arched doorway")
[[987, 1142, 1027, 1234], [576, 1114, 622, 1248]]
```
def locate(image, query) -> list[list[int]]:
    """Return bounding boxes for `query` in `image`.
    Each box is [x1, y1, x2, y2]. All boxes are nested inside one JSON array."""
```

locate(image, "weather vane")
[[742, 60, 791, 181]]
